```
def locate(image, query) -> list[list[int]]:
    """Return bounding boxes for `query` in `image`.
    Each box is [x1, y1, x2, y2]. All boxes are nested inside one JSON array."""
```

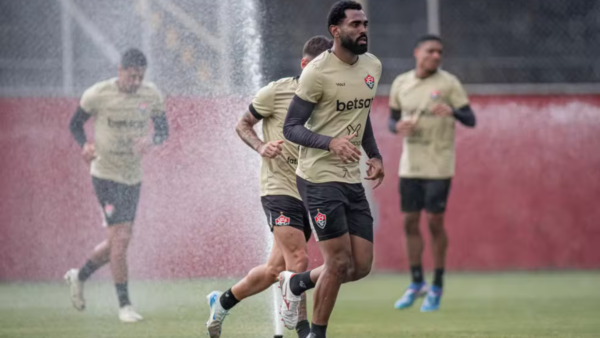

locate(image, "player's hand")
[[82, 142, 96, 163], [431, 103, 453, 117], [396, 120, 417, 135], [329, 132, 361, 164], [258, 140, 284, 159], [133, 138, 154, 156], [365, 158, 384, 189]]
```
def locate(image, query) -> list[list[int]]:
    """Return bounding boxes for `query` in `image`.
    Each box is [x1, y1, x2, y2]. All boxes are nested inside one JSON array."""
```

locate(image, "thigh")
[[400, 178, 425, 213], [424, 179, 452, 214], [297, 176, 348, 242], [350, 234, 373, 272], [345, 183, 374, 243], [93, 177, 141, 226], [262, 195, 311, 241]]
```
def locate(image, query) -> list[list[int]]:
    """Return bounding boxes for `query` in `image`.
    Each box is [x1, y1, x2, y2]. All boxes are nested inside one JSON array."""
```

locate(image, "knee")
[[427, 214, 445, 237], [265, 264, 284, 281], [404, 214, 420, 236], [289, 249, 309, 273], [352, 262, 372, 281], [326, 254, 351, 281]]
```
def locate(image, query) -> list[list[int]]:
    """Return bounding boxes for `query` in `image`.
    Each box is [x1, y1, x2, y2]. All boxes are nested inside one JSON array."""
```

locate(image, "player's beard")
[[341, 33, 368, 55]]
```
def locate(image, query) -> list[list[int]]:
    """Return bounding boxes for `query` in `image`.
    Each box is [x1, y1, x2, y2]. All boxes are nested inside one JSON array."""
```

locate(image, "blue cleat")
[[206, 291, 229, 338], [394, 282, 428, 309], [420, 285, 443, 312]]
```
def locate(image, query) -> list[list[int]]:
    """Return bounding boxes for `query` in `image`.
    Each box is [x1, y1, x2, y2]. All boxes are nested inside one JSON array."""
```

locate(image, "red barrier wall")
[[1, 96, 599, 281]]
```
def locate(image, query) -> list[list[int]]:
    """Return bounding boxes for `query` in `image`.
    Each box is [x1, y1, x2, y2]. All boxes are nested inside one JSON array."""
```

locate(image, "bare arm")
[[235, 110, 263, 152]]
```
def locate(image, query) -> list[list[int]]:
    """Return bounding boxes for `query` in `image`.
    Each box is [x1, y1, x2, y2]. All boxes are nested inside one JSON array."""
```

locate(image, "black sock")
[[433, 268, 444, 288], [296, 320, 311, 338], [78, 260, 101, 282], [115, 282, 131, 307], [290, 271, 315, 296], [219, 288, 240, 310], [310, 323, 327, 338], [410, 265, 424, 284]]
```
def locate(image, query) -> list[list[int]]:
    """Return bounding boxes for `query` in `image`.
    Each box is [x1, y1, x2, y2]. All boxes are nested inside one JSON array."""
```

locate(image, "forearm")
[[388, 108, 401, 134], [362, 115, 382, 160], [235, 110, 263, 152], [453, 105, 476, 127], [69, 106, 91, 147], [151, 113, 169, 145], [283, 95, 332, 150]]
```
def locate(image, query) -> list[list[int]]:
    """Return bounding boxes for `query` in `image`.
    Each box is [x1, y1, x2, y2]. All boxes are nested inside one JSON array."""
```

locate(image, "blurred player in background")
[[388, 35, 476, 312], [280, 2, 384, 337], [65, 48, 169, 322], [204, 36, 333, 338]]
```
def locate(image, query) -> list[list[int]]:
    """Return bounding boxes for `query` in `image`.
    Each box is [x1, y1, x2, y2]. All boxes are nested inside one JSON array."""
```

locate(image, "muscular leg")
[[427, 212, 447, 287], [108, 222, 133, 307], [230, 236, 286, 301], [404, 212, 424, 283], [77, 240, 110, 282], [311, 234, 352, 326]]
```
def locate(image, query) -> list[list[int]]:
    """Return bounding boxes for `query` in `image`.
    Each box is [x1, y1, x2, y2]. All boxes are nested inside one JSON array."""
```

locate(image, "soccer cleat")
[[206, 291, 229, 338], [64, 269, 85, 311], [394, 282, 428, 309], [420, 286, 443, 312], [119, 305, 143, 323], [278, 271, 302, 330]]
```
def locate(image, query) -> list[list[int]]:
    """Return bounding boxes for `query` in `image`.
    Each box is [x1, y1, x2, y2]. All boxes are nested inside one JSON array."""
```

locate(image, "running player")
[[65, 48, 169, 322], [279, 2, 384, 338], [388, 35, 476, 312], [204, 36, 333, 338]]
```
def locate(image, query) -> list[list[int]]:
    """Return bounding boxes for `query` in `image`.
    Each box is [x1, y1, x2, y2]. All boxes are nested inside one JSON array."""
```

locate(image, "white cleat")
[[119, 305, 143, 323], [278, 271, 302, 330], [64, 269, 85, 311], [206, 291, 229, 338]]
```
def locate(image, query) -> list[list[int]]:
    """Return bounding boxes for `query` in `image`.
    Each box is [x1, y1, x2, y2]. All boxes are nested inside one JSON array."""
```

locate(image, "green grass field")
[[1, 272, 599, 338]]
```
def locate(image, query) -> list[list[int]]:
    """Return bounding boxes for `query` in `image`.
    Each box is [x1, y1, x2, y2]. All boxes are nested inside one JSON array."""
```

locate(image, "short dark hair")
[[327, 1, 363, 35], [121, 48, 147, 69], [303, 36, 333, 58], [416, 34, 443, 48]]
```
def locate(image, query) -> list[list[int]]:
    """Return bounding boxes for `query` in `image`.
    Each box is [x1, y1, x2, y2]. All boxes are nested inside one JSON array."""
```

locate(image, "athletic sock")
[[433, 268, 445, 288], [115, 282, 131, 307], [410, 265, 424, 284], [219, 288, 240, 310], [296, 319, 311, 338], [310, 323, 327, 338], [78, 260, 101, 282], [290, 271, 315, 296]]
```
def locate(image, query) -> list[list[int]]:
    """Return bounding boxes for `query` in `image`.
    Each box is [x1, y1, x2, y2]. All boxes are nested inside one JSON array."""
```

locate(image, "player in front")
[[279, 2, 384, 338], [204, 36, 333, 338], [388, 35, 476, 312], [64, 48, 169, 322]]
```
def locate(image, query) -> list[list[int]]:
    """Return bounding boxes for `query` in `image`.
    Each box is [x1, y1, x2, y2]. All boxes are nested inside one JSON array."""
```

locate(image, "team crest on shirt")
[[104, 204, 115, 217], [275, 212, 290, 226], [431, 90, 441, 100], [137, 102, 148, 116], [314, 209, 326, 229], [364, 74, 375, 89]]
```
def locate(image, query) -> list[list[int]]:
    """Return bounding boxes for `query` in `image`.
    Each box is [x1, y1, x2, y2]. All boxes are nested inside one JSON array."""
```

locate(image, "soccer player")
[[279, 2, 384, 337], [64, 48, 169, 322], [204, 36, 333, 338], [388, 35, 476, 312]]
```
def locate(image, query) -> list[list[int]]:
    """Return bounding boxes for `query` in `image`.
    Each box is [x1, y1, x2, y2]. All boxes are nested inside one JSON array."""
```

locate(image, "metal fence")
[[1, 0, 599, 97]]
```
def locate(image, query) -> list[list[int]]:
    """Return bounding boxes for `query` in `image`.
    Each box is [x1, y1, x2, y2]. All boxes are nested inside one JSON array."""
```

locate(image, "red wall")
[[1, 96, 599, 281]]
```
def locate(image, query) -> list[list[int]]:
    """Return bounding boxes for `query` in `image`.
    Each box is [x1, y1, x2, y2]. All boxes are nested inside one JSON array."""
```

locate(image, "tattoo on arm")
[[235, 111, 263, 152]]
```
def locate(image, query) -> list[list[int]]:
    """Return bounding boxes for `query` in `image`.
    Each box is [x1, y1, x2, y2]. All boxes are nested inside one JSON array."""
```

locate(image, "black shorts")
[[400, 178, 452, 214], [92, 177, 141, 226], [296, 176, 373, 243], [261, 195, 311, 242]]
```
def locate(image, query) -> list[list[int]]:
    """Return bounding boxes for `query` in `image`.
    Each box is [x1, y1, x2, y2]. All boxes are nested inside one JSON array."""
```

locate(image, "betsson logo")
[[336, 97, 373, 112]]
